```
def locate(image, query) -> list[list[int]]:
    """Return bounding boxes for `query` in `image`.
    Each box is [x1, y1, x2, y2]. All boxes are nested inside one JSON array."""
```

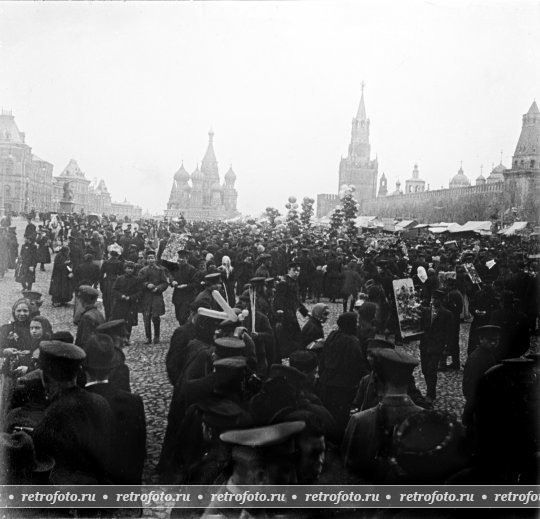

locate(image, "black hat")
[[0, 431, 55, 474], [177, 249, 189, 256], [220, 421, 305, 447], [40, 341, 85, 362], [269, 364, 307, 389], [95, 319, 126, 337], [373, 349, 418, 383], [78, 285, 99, 298], [289, 351, 318, 374], [21, 291, 43, 302], [198, 398, 253, 431], [477, 325, 501, 337], [83, 334, 120, 370], [204, 272, 222, 284], [214, 337, 246, 358], [50, 331, 74, 344]]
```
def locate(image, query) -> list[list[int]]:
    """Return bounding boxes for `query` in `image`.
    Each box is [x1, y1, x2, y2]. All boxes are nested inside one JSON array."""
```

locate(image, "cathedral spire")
[[201, 129, 219, 179]]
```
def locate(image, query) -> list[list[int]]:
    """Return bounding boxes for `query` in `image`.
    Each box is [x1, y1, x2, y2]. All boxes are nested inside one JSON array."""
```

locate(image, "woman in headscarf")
[[218, 255, 236, 306], [11, 315, 53, 377], [49, 246, 74, 307], [318, 312, 370, 439], [0, 299, 34, 370]]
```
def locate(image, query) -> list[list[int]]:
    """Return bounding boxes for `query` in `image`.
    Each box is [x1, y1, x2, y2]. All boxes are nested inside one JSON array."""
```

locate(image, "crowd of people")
[[0, 210, 538, 518]]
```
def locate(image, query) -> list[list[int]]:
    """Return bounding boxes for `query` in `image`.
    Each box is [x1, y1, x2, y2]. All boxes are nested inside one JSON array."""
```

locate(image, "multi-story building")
[[165, 130, 239, 220], [0, 110, 53, 213]]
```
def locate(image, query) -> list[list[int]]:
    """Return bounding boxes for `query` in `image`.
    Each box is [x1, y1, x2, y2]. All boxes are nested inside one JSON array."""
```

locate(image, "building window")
[[5, 160, 13, 176], [531, 160, 535, 168], [5, 185, 11, 197]]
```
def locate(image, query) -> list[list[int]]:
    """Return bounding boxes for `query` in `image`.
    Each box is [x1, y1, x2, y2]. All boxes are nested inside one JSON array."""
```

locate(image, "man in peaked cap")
[[75, 285, 105, 349], [191, 272, 223, 313], [343, 349, 423, 481], [32, 341, 114, 484], [83, 334, 146, 484], [137, 250, 169, 344], [22, 290, 43, 318]]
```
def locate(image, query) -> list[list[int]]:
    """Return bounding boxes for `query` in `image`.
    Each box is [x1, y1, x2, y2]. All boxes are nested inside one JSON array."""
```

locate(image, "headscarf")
[[311, 303, 329, 321], [11, 299, 30, 322], [221, 255, 233, 275]]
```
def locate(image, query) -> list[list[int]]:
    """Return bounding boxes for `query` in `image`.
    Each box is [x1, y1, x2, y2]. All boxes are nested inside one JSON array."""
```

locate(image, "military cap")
[[289, 350, 318, 374], [204, 272, 222, 284], [145, 249, 156, 257], [366, 338, 396, 351], [39, 341, 86, 361], [5, 407, 45, 433], [96, 319, 126, 336], [214, 356, 247, 370], [50, 331, 74, 344], [373, 349, 418, 381], [219, 308, 243, 329], [220, 421, 305, 447], [249, 276, 266, 285], [78, 285, 99, 298], [477, 325, 501, 336], [177, 249, 189, 256], [21, 291, 43, 302], [123, 261, 136, 269], [214, 337, 246, 358], [83, 334, 119, 370], [198, 398, 252, 431], [269, 364, 307, 388]]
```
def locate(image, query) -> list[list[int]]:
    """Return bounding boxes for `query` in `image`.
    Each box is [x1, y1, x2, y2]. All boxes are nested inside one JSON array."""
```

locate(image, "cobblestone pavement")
[[1, 218, 537, 519]]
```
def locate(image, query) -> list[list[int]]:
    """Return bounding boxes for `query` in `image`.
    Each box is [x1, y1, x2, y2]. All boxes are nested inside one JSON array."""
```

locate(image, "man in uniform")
[[75, 286, 105, 349], [342, 349, 423, 482], [32, 340, 114, 484], [138, 250, 169, 344]]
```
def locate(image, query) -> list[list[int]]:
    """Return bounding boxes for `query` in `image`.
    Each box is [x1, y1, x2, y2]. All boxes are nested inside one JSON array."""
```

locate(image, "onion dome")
[[174, 163, 190, 183], [224, 165, 237, 182], [475, 173, 486, 186], [449, 166, 470, 188]]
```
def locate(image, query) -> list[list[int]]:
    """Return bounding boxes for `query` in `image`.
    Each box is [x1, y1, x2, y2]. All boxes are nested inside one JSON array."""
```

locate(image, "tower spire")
[[356, 81, 367, 121]]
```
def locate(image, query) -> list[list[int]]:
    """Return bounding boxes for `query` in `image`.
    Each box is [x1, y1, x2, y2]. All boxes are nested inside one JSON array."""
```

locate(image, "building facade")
[[165, 130, 239, 220], [319, 100, 539, 224], [0, 110, 54, 213]]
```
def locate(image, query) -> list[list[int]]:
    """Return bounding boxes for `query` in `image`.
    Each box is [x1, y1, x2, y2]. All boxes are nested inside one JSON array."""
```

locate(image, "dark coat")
[[299, 316, 324, 348], [171, 263, 198, 305], [36, 235, 52, 264], [138, 264, 169, 316], [166, 321, 198, 386], [100, 258, 124, 318], [111, 273, 143, 326], [33, 386, 114, 483], [49, 252, 74, 303], [75, 261, 100, 288], [15, 243, 38, 285], [419, 306, 453, 354], [85, 383, 146, 484], [76, 305, 105, 348]]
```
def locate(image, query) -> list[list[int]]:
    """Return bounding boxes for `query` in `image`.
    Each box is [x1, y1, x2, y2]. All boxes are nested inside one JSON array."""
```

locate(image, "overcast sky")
[[1, 1, 539, 216]]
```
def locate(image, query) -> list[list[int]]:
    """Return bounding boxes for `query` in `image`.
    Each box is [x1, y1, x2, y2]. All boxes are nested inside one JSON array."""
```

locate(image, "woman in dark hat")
[[110, 261, 142, 343], [15, 237, 38, 291], [49, 246, 74, 307]]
